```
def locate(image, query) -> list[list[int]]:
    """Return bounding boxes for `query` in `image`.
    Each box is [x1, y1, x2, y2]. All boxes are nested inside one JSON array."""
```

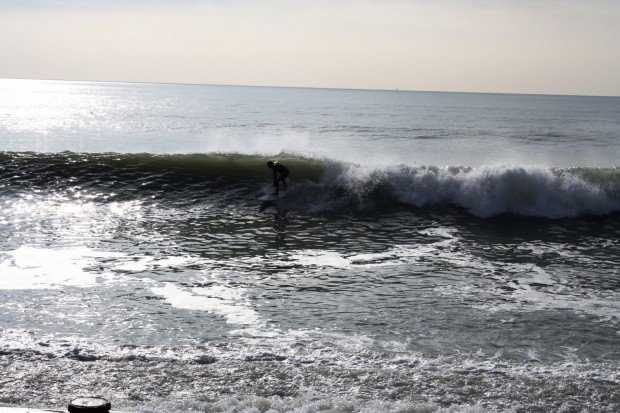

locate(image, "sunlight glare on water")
[[0, 79, 618, 412]]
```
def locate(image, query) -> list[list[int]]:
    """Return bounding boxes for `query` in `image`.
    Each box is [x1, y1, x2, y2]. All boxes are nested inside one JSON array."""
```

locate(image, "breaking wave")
[[318, 162, 620, 218], [1, 152, 618, 218]]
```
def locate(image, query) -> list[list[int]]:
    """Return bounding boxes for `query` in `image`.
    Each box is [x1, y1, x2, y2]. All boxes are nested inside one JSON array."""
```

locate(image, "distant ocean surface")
[[0, 78, 618, 412]]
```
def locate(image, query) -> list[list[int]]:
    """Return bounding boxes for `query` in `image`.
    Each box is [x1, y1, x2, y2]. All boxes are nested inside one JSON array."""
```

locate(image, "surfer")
[[267, 160, 289, 195]]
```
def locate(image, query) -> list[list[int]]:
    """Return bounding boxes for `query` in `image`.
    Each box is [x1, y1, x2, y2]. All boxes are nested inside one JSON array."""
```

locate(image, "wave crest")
[[309, 163, 620, 218]]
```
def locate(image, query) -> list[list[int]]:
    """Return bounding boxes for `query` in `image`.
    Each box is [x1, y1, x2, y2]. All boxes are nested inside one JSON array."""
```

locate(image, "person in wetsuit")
[[267, 160, 289, 195]]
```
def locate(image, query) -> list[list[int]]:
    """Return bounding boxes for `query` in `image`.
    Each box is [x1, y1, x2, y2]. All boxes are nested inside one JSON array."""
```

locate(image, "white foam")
[[0, 246, 122, 290], [321, 163, 619, 217], [484, 282, 620, 320], [112, 255, 205, 273], [265, 229, 620, 322], [289, 250, 351, 268], [433, 259, 620, 321], [282, 229, 489, 273], [151, 282, 262, 327]]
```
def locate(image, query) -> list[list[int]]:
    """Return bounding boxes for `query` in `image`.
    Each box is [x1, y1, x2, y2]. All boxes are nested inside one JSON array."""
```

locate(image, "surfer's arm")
[[273, 169, 277, 187]]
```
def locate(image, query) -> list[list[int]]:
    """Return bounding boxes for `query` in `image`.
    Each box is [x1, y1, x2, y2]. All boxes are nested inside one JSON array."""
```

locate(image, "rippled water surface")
[[0, 79, 619, 412]]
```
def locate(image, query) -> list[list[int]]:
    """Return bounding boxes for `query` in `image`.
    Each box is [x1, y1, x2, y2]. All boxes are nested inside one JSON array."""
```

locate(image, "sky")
[[0, 0, 619, 96]]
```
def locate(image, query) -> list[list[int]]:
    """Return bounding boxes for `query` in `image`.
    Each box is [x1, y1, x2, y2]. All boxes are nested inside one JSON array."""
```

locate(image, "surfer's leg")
[[282, 173, 289, 191]]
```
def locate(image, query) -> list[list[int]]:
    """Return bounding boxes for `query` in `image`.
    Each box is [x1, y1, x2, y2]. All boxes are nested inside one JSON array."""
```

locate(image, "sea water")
[[0, 78, 618, 412]]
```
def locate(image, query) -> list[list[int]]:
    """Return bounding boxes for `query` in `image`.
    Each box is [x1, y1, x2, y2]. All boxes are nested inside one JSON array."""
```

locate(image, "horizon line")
[[2, 76, 619, 99]]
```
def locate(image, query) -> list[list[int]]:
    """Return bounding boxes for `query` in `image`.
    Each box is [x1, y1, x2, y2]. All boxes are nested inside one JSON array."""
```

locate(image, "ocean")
[[0, 78, 618, 413]]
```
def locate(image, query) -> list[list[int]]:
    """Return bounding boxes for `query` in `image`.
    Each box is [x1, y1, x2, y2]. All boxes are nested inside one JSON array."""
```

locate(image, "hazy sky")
[[1, 0, 619, 95]]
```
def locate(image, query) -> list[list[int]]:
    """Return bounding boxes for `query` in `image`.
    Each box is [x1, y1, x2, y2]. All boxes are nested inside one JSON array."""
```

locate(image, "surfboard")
[[258, 193, 280, 201]]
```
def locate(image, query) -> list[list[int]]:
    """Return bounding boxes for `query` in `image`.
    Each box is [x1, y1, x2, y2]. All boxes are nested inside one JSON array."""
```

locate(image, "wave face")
[[1, 151, 619, 218]]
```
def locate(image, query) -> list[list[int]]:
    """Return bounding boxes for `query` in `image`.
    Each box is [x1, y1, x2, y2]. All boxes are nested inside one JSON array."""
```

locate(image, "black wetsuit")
[[272, 162, 290, 194]]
